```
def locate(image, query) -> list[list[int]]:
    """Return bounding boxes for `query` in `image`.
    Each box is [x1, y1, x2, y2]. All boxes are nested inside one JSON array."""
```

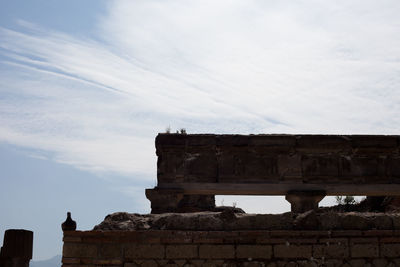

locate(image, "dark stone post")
[[146, 189, 215, 213], [0, 229, 33, 267], [286, 191, 326, 213], [177, 195, 216, 213], [146, 188, 184, 213]]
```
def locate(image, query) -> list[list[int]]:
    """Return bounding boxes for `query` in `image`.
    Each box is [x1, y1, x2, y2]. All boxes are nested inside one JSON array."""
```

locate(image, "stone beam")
[[147, 134, 400, 213]]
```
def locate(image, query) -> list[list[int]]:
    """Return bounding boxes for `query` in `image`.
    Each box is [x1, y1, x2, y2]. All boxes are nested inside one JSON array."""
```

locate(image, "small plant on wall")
[[164, 126, 187, 134], [335, 195, 357, 211], [335, 196, 356, 205]]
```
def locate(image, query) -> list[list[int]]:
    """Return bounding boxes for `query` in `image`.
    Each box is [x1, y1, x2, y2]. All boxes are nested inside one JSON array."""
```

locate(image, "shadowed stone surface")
[[62, 133, 400, 266], [0, 229, 33, 267], [93, 211, 400, 231], [155, 134, 400, 185], [148, 134, 400, 213]]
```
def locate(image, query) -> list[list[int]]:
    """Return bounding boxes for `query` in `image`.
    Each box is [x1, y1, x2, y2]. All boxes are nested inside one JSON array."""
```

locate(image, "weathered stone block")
[[348, 259, 366, 267], [371, 214, 393, 229], [166, 245, 197, 259], [296, 135, 351, 152], [98, 243, 122, 258], [158, 152, 186, 181], [302, 156, 339, 178], [124, 244, 165, 259], [251, 213, 294, 230], [156, 134, 187, 148], [186, 135, 216, 146], [236, 245, 272, 259], [140, 260, 159, 267], [273, 244, 312, 258], [178, 195, 216, 212], [244, 152, 278, 180], [249, 135, 295, 150], [381, 244, 400, 257], [93, 259, 123, 265], [201, 259, 225, 266], [218, 151, 246, 180], [216, 135, 249, 146], [278, 154, 302, 180], [351, 244, 378, 258], [199, 245, 235, 259], [341, 213, 370, 230], [351, 135, 397, 150], [372, 259, 389, 267], [324, 259, 344, 267], [350, 237, 378, 244], [331, 230, 362, 237], [188, 259, 205, 266], [392, 215, 400, 229], [63, 243, 97, 258], [145, 189, 184, 214], [388, 157, 400, 179], [173, 259, 187, 266], [318, 238, 348, 245], [313, 244, 349, 258], [340, 157, 381, 179], [184, 152, 217, 182]]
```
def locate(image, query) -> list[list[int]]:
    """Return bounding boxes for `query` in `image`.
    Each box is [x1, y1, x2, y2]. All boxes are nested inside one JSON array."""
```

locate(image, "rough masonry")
[[147, 134, 400, 213], [63, 228, 400, 267], [62, 133, 400, 266]]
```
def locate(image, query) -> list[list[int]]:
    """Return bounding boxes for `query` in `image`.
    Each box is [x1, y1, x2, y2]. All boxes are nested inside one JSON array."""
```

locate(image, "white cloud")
[[0, 0, 400, 179]]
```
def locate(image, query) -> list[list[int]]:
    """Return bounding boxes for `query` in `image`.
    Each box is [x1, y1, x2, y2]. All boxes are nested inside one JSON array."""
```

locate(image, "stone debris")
[[93, 210, 400, 231]]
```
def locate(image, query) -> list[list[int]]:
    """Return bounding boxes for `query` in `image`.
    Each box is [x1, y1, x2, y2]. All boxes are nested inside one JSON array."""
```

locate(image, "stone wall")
[[148, 134, 400, 213], [156, 134, 400, 185], [63, 229, 400, 266]]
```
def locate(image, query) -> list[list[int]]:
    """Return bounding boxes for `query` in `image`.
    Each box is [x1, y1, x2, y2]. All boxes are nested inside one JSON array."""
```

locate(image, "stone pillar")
[[178, 195, 215, 213], [285, 191, 326, 213], [0, 229, 33, 267], [146, 188, 215, 213], [146, 188, 184, 214]]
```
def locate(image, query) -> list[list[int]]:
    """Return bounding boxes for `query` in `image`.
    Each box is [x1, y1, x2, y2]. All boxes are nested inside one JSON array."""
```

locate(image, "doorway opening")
[[215, 195, 290, 214]]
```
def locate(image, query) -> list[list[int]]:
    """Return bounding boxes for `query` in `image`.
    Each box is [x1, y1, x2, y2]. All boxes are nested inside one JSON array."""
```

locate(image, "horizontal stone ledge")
[[90, 211, 400, 232], [63, 229, 400, 241], [153, 183, 400, 196], [156, 134, 400, 148]]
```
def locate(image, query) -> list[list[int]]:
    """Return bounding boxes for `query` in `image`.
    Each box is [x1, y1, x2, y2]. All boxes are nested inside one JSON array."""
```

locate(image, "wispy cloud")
[[1, 0, 400, 178]]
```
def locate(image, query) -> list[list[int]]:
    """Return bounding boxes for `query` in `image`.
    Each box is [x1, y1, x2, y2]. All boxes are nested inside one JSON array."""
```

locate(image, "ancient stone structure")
[[63, 227, 400, 266], [0, 229, 33, 267], [147, 134, 400, 213], [61, 133, 400, 266]]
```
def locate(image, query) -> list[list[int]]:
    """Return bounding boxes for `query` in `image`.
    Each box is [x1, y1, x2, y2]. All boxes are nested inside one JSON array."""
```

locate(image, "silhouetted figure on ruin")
[[61, 212, 76, 231]]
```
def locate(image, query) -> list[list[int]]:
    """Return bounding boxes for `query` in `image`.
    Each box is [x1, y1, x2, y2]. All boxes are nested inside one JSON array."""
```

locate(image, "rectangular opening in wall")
[[319, 196, 366, 208], [215, 195, 290, 214]]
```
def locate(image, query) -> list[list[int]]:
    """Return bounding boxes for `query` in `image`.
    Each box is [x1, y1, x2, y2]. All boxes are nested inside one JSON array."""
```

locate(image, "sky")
[[1, 0, 400, 261]]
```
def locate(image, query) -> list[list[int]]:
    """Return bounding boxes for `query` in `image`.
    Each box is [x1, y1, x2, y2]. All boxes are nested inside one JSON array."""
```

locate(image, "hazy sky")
[[1, 0, 400, 260]]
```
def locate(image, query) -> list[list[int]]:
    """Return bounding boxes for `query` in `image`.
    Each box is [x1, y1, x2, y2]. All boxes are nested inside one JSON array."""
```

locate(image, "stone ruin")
[[0, 229, 33, 267], [147, 134, 400, 214], [62, 134, 400, 267]]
